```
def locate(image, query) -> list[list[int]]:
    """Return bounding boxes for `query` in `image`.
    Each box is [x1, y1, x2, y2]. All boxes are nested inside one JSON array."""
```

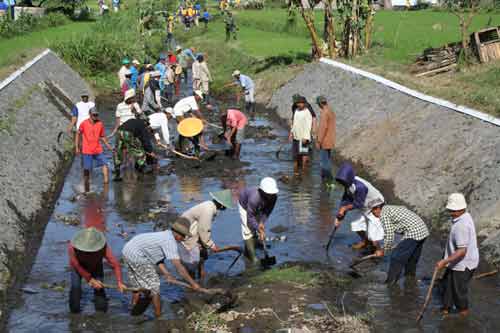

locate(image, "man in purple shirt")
[[238, 177, 279, 263]]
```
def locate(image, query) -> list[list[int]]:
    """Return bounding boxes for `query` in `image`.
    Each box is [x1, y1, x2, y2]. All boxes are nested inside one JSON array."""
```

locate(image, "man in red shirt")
[[75, 107, 113, 192], [68, 227, 126, 313]]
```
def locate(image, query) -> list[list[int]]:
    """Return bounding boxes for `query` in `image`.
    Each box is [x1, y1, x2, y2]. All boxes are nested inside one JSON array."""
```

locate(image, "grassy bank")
[[179, 8, 500, 115]]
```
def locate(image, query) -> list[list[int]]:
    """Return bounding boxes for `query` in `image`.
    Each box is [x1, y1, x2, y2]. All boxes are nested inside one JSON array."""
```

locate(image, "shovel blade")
[[130, 295, 152, 316], [260, 255, 277, 268]]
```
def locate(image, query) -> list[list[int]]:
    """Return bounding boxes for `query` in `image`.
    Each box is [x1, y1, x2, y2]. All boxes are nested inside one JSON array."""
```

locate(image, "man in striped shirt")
[[369, 198, 430, 285], [122, 218, 200, 317]]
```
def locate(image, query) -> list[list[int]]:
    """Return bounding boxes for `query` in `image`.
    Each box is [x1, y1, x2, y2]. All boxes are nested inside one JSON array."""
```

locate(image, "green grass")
[[250, 266, 319, 285], [0, 21, 95, 78]]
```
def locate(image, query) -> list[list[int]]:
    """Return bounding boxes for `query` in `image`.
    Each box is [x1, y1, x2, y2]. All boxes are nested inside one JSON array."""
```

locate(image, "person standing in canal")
[[225, 70, 255, 114], [369, 198, 429, 285], [66, 93, 95, 136], [334, 162, 385, 251], [220, 107, 248, 160], [238, 178, 279, 264], [289, 95, 314, 175], [315, 95, 335, 181], [68, 227, 126, 313], [436, 193, 479, 317], [177, 190, 237, 279], [75, 107, 113, 193]]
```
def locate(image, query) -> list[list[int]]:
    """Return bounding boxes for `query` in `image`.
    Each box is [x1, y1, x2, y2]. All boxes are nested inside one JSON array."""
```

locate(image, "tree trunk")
[[324, 0, 336, 58], [384, 0, 392, 9], [364, 4, 374, 50], [299, 6, 323, 59]]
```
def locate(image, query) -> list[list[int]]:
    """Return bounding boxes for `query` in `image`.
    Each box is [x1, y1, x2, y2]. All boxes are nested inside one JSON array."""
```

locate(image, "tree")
[[291, 0, 324, 59], [337, 0, 374, 57], [442, 0, 480, 61], [323, 0, 337, 58]]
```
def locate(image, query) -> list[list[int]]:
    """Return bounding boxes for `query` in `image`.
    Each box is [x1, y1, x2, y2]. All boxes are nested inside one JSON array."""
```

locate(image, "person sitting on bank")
[[220, 107, 248, 160], [334, 162, 385, 251], [238, 177, 279, 264], [178, 190, 236, 279], [369, 198, 429, 285], [436, 193, 479, 317], [68, 227, 126, 313], [122, 219, 201, 317]]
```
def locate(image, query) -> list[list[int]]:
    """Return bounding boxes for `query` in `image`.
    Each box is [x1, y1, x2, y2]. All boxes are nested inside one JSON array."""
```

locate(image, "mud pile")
[[269, 62, 500, 263], [0, 50, 91, 325]]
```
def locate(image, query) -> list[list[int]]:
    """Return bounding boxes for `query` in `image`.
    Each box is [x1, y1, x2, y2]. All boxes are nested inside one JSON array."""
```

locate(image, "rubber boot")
[[244, 238, 259, 265], [113, 167, 122, 182]]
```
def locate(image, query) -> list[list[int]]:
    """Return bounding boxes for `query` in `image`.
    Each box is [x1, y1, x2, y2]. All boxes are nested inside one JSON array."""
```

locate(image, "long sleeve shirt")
[[199, 62, 212, 82], [238, 187, 277, 231], [68, 243, 123, 284], [317, 107, 336, 150], [380, 205, 430, 253], [181, 201, 218, 250]]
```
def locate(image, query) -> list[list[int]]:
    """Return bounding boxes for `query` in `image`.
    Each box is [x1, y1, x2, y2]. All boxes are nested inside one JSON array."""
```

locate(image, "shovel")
[[325, 226, 338, 257], [349, 254, 378, 269], [225, 252, 243, 276], [416, 267, 441, 322], [260, 239, 277, 268]]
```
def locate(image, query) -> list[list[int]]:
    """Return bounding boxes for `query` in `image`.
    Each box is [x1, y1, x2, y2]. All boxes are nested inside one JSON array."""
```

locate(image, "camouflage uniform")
[[113, 130, 147, 174]]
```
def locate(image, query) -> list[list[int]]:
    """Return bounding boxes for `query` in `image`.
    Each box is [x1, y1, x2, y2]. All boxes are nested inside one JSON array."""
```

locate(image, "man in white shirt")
[[172, 90, 204, 120], [109, 89, 143, 137], [67, 93, 95, 135], [118, 58, 131, 88]]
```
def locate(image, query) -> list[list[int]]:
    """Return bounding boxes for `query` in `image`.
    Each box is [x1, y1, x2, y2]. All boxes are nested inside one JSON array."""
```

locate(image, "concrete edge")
[[0, 49, 51, 92], [319, 58, 500, 127]]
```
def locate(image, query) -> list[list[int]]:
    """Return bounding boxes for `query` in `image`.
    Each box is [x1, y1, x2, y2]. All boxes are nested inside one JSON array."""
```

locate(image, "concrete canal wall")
[[268, 60, 500, 264], [0, 50, 90, 325]]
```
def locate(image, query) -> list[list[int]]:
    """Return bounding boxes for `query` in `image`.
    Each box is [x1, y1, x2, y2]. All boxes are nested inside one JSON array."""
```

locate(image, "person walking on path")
[[369, 199, 429, 285], [178, 190, 235, 279], [122, 220, 201, 317], [226, 70, 255, 114], [118, 58, 131, 88], [224, 11, 237, 41], [75, 108, 113, 193], [201, 8, 210, 29], [110, 89, 143, 137], [315, 96, 335, 180], [166, 15, 175, 50], [436, 193, 479, 317], [289, 96, 314, 175], [198, 54, 212, 99], [334, 162, 385, 251], [68, 227, 126, 313], [238, 178, 279, 264], [220, 108, 247, 160], [67, 93, 95, 135], [113, 118, 156, 180]]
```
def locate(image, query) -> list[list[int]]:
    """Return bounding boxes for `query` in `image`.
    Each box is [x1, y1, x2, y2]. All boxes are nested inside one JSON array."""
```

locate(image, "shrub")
[[0, 12, 70, 39]]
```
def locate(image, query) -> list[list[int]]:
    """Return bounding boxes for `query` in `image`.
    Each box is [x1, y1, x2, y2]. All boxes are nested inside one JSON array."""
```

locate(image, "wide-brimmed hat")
[[367, 198, 384, 210], [210, 190, 234, 208], [122, 58, 130, 65], [446, 193, 467, 211], [171, 217, 192, 237], [232, 70, 240, 77], [193, 90, 204, 99], [124, 89, 136, 101], [259, 177, 279, 195], [81, 92, 89, 97], [71, 227, 106, 252], [177, 117, 204, 137], [176, 45, 182, 52], [295, 95, 307, 104], [145, 63, 154, 69]]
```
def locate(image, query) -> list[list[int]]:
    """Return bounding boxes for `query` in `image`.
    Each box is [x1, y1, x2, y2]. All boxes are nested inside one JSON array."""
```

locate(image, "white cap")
[[232, 70, 241, 77], [132, 59, 140, 65], [259, 177, 279, 195], [176, 45, 182, 52], [194, 90, 204, 99], [446, 193, 467, 211], [165, 107, 174, 115], [124, 89, 136, 101]]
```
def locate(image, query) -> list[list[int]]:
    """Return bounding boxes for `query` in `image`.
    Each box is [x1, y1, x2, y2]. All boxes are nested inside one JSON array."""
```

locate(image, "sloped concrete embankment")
[[268, 62, 500, 263], [0, 50, 91, 324]]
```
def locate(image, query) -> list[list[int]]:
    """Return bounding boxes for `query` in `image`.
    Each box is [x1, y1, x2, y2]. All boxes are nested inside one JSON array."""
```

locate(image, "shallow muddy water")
[[7, 91, 500, 332]]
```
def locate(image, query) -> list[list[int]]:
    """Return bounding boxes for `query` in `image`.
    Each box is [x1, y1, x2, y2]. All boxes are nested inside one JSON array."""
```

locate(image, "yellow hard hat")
[[177, 117, 204, 137]]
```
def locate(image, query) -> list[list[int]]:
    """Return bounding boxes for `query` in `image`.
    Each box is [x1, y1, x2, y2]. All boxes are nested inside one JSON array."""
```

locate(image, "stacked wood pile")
[[410, 43, 462, 77]]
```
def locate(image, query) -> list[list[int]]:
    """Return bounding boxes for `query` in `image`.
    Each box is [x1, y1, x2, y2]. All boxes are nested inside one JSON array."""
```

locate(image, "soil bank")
[[0, 50, 90, 326], [268, 62, 500, 264]]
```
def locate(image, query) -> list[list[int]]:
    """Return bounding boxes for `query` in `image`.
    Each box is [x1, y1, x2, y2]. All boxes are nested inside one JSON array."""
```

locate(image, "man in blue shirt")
[[130, 59, 140, 90], [154, 54, 167, 92], [228, 70, 255, 114]]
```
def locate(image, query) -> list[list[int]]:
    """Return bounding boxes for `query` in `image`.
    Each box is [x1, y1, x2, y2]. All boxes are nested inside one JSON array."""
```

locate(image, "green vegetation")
[[250, 266, 319, 285], [0, 12, 70, 39]]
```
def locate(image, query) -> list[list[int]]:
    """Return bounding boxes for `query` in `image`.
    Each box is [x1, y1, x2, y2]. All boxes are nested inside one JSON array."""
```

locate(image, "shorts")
[[124, 258, 160, 295], [350, 210, 384, 242], [292, 139, 311, 158], [244, 88, 255, 104], [82, 153, 107, 171]]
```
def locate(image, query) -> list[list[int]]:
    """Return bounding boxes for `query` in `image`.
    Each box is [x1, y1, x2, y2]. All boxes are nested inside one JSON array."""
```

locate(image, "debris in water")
[[54, 213, 80, 226], [270, 225, 289, 234], [265, 236, 287, 242], [307, 303, 327, 311], [21, 287, 39, 294], [40, 281, 66, 292]]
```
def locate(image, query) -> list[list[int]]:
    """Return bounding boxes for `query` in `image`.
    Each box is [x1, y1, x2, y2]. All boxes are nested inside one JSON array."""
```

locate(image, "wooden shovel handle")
[[350, 254, 378, 268], [416, 267, 440, 322], [473, 269, 498, 280]]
